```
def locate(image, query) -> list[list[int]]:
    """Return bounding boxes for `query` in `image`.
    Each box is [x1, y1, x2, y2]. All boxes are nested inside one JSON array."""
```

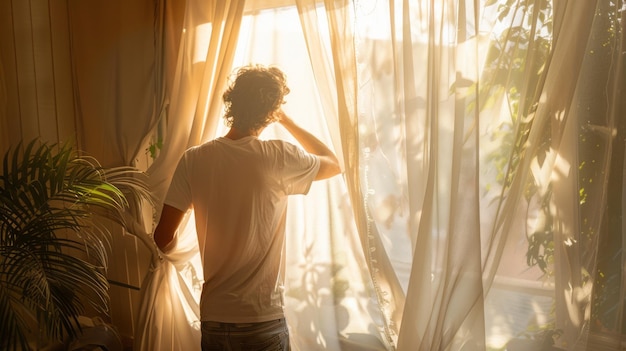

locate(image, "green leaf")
[[0, 139, 151, 348]]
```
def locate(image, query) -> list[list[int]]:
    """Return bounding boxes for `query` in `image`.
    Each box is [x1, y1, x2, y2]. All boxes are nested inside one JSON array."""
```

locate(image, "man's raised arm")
[[275, 110, 341, 180]]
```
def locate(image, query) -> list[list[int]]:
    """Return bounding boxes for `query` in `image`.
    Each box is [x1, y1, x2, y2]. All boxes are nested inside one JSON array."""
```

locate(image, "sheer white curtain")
[[133, 1, 245, 350], [345, 0, 625, 350], [295, 0, 407, 346], [134, 0, 625, 350]]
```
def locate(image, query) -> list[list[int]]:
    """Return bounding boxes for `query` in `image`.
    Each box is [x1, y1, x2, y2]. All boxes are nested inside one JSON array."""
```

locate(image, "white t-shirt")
[[164, 136, 320, 323]]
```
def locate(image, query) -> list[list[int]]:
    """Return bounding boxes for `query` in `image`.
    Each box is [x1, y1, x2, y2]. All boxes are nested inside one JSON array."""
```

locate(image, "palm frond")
[[0, 139, 152, 349]]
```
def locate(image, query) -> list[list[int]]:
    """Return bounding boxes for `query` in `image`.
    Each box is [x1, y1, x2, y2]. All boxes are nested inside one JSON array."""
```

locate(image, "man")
[[153, 64, 341, 350]]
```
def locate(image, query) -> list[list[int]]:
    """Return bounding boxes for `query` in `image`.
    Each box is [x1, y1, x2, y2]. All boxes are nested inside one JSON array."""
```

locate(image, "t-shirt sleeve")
[[279, 141, 320, 195], [164, 152, 193, 212]]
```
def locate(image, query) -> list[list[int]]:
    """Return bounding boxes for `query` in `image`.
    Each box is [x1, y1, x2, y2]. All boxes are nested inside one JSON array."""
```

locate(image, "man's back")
[[165, 136, 319, 322]]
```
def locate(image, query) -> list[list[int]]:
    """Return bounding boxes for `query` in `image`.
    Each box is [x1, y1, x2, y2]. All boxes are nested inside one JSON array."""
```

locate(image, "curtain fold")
[[133, 212, 202, 351], [308, 0, 407, 345], [391, 1, 488, 348], [530, 1, 599, 346]]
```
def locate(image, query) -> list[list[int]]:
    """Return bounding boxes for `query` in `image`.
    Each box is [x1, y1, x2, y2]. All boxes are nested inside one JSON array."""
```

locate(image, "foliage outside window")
[[483, 0, 625, 341]]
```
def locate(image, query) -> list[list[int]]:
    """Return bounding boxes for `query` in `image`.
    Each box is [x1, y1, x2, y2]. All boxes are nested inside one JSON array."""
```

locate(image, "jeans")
[[201, 318, 290, 351]]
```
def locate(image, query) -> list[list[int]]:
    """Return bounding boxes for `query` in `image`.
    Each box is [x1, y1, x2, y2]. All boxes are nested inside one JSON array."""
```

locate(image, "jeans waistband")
[[202, 318, 285, 329]]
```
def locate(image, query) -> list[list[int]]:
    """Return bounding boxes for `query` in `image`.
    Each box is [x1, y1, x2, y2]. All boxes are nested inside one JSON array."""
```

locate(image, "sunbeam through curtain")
[[134, 0, 625, 350]]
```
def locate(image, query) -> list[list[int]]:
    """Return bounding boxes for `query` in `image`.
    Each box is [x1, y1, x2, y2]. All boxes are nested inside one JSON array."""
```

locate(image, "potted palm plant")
[[0, 140, 151, 350]]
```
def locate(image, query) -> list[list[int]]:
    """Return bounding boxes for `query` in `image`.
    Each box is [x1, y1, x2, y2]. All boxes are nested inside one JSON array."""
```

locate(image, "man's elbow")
[[315, 157, 342, 180], [154, 222, 179, 253], [154, 232, 171, 252], [328, 161, 341, 177], [153, 204, 185, 253]]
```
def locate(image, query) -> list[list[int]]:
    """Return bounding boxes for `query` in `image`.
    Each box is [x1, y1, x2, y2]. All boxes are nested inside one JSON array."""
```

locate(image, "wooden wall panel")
[[11, 0, 40, 142], [0, 0, 77, 148], [49, 0, 76, 142], [31, 0, 59, 142], [0, 0, 16, 155], [108, 226, 152, 341], [0, 0, 155, 343], [0, 0, 23, 154]]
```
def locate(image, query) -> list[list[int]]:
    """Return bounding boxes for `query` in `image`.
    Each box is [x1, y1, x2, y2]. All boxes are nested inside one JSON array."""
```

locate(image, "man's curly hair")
[[222, 65, 290, 131]]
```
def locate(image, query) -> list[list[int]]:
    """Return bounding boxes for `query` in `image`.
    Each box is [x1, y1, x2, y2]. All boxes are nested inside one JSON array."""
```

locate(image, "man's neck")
[[225, 127, 262, 140]]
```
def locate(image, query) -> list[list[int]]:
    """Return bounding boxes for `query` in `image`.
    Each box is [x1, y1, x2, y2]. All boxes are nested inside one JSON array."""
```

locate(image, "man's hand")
[[274, 109, 292, 125]]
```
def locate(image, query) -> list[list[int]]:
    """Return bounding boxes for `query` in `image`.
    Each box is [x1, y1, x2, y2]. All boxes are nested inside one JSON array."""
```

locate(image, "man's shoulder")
[[185, 139, 219, 153], [258, 138, 298, 151], [260, 139, 318, 166]]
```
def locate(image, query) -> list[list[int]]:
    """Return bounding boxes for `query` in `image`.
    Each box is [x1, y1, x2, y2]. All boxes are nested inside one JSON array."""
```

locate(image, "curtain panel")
[[350, 0, 625, 350], [296, 0, 407, 346]]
